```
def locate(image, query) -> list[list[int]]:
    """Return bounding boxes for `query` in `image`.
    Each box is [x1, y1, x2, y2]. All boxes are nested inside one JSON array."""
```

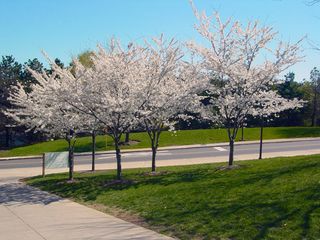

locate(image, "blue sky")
[[0, 0, 319, 80]]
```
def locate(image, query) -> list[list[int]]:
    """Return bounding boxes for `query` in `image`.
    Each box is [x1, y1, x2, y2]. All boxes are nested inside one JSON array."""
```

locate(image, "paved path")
[[0, 181, 172, 240]]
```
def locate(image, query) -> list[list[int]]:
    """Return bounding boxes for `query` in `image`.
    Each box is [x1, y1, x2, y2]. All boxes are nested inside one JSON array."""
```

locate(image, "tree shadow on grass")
[[128, 160, 319, 194], [252, 209, 300, 240], [153, 187, 320, 239], [238, 161, 319, 186], [30, 159, 319, 203]]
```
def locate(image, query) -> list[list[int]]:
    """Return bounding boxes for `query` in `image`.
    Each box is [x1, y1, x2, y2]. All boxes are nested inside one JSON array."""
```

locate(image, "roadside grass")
[[1, 126, 320, 158], [27, 155, 320, 239]]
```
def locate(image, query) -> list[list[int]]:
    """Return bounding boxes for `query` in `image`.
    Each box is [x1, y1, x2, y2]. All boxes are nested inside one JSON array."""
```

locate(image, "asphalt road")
[[1, 139, 319, 170]]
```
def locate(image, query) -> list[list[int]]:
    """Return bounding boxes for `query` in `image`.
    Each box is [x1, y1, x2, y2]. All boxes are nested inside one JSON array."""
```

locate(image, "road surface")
[[1, 139, 319, 170]]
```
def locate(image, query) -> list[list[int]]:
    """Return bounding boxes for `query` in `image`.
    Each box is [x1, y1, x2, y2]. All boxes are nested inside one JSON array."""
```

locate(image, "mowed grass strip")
[[27, 155, 320, 239], [2, 126, 320, 158]]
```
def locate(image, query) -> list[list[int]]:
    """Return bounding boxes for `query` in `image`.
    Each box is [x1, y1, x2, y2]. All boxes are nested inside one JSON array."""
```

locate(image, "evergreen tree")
[[0, 56, 22, 147], [21, 58, 44, 92]]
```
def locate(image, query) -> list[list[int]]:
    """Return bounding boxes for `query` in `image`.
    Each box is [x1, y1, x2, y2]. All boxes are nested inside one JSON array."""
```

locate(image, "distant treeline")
[[0, 56, 65, 148], [178, 71, 320, 130]]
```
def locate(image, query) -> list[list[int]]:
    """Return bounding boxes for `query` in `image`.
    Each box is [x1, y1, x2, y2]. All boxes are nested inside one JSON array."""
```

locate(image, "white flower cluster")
[[187, 4, 304, 142]]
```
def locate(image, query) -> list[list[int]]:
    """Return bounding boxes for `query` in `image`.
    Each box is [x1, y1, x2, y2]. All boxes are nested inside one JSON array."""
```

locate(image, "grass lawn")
[[1, 126, 320, 158], [27, 155, 320, 239]]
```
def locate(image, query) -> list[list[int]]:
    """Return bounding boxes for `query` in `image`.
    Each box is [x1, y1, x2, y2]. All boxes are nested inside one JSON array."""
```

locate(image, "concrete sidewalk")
[[0, 182, 172, 240]]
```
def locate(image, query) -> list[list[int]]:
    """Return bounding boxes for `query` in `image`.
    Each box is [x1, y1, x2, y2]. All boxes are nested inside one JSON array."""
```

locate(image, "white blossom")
[[137, 35, 205, 171], [188, 2, 304, 165]]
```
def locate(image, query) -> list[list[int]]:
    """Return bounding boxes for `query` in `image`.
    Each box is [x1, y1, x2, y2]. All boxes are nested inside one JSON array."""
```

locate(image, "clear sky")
[[0, 0, 319, 81]]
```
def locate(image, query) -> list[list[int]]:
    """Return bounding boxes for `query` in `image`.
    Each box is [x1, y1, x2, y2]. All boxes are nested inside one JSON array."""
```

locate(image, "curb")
[[1, 137, 319, 162]]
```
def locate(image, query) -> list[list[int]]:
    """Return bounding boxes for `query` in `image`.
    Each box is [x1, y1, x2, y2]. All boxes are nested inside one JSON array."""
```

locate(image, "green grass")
[[1, 126, 320, 158], [27, 155, 320, 239]]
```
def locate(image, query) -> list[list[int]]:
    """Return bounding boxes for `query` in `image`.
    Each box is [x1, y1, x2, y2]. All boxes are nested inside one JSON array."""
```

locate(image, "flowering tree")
[[67, 39, 147, 180], [188, 4, 303, 166], [60, 37, 205, 177], [139, 36, 205, 172], [7, 62, 84, 181], [251, 91, 304, 159], [67, 61, 100, 172]]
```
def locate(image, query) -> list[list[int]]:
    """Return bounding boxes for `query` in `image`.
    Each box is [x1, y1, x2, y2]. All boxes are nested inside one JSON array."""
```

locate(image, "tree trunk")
[[150, 130, 161, 173], [68, 139, 74, 181], [228, 139, 234, 166], [241, 126, 244, 141], [151, 146, 157, 172], [311, 92, 318, 127], [115, 140, 122, 180], [5, 127, 10, 148], [259, 122, 264, 160], [125, 132, 130, 143], [91, 130, 96, 171]]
